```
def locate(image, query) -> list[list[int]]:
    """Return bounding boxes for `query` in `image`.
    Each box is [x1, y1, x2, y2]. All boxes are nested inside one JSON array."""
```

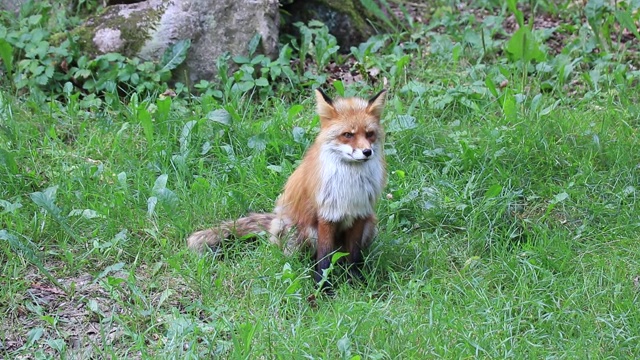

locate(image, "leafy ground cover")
[[1, 0, 639, 358]]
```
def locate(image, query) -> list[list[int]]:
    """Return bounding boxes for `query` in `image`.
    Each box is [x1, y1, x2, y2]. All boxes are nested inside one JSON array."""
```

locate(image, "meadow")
[[1, 0, 639, 358]]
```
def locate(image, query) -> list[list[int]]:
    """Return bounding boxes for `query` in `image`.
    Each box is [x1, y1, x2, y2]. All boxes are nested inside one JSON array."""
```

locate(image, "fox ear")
[[315, 89, 336, 120], [366, 89, 387, 118]]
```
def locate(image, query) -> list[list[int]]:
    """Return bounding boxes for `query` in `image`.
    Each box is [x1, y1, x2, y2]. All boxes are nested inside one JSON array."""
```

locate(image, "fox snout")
[[352, 147, 373, 161], [331, 129, 378, 162], [328, 131, 379, 162]]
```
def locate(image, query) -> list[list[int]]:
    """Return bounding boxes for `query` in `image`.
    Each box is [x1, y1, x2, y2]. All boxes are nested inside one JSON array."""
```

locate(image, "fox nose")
[[362, 149, 372, 157]]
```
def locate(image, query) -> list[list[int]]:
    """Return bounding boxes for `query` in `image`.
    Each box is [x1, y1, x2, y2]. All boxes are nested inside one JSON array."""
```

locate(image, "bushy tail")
[[187, 213, 276, 252]]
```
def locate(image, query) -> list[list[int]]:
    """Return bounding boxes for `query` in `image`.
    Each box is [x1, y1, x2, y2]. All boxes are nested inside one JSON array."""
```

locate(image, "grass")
[[2, 1, 640, 358]]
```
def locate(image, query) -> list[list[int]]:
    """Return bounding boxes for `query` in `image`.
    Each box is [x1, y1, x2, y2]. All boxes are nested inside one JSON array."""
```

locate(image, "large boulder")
[[72, 0, 280, 84], [0, 0, 31, 13], [281, 0, 380, 50]]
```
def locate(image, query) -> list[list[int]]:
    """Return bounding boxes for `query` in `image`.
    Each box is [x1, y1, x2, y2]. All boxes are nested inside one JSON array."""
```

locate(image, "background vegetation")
[[1, 0, 639, 358]]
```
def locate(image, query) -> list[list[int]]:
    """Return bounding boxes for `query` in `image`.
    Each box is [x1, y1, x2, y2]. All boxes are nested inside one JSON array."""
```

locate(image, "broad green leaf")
[[337, 334, 352, 357], [207, 109, 231, 125], [152, 174, 168, 194], [505, 27, 545, 63], [201, 142, 212, 155], [160, 39, 191, 72], [551, 192, 569, 204], [247, 32, 262, 56], [330, 251, 349, 264], [117, 172, 128, 188], [387, 115, 417, 132], [255, 77, 269, 87], [179, 120, 197, 153], [46, 339, 65, 352], [530, 93, 543, 113], [614, 10, 640, 40], [26, 327, 44, 346], [157, 288, 174, 308], [147, 196, 158, 216], [292, 126, 305, 143], [287, 104, 304, 121], [0, 38, 13, 80], [332, 80, 345, 96], [501, 90, 517, 120], [30, 186, 61, 217], [235, 80, 255, 92], [28, 15, 43, 25], [30, 187, 82, 243], [585, 0, 604, 23], [232, 55, 251, 64], [484, 184, 503, 199], [68, 209, 104, 219], [156, 96, 172, 121], [156, 188, 179, 209], [248, 134, 267, 151], [87, 299, 100, 313], [401, 80, 427, 95], [452, 43, 462, 63], [138, 106, 154, 144], [0, 199, 22, 213]]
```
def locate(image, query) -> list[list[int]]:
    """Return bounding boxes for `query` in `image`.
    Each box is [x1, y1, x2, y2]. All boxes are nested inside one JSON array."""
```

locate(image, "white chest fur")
[[316, 146, 384, 224]]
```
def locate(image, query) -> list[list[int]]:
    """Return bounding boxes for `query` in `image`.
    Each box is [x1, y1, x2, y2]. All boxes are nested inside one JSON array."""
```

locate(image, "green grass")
[[2, 1, 640, 359]]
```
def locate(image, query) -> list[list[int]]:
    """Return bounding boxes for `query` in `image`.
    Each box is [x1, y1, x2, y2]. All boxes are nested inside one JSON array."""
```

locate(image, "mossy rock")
[[281, 0, 382, 50], [67, 1, 166, 58], [52, 0, 280, 84]]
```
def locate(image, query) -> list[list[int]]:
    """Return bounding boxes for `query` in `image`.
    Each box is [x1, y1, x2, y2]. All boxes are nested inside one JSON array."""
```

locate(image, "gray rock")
[[0, 0, 31, 14], [281, 0, 379, 50], [74, 0, 279, 84]]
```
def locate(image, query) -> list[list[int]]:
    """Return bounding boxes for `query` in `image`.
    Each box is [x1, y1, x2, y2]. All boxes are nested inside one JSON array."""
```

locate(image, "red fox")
[[187, 89, 387, 290]]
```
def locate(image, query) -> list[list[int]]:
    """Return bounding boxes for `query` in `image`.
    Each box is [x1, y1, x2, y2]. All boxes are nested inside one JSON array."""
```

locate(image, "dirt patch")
[[1, 264, 195, 359], [1, 272, 125, 358]]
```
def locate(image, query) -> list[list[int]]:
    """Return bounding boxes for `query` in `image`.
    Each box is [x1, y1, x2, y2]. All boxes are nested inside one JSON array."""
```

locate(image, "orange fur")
[[187, 89, 388, 290]]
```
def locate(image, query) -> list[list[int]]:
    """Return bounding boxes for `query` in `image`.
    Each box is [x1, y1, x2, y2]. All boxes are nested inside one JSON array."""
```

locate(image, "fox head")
[[315, 89, 387, 163]]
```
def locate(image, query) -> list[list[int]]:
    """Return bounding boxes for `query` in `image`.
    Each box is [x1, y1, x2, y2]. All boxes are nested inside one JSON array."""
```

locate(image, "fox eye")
[[342, 132, 354, 139], [365, 131, 375, 138]]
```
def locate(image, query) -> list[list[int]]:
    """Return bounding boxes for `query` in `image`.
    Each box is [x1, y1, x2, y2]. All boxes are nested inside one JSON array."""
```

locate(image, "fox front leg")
[[342, 217, 370, 283], [315, 219, 338, 293]]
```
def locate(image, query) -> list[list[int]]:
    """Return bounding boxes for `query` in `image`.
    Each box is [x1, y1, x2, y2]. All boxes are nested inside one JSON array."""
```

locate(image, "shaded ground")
[[1, 264, 195, 358], [323, 1, 640, 83], [2, 269, 126, 357]]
